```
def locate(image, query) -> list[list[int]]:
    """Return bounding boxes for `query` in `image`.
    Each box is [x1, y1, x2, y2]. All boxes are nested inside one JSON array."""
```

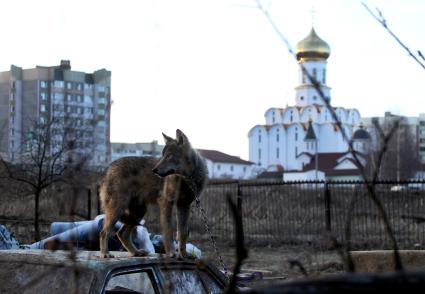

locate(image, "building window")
[[230, 165, 234, 172], [322, 69, 326, 84], [53, 80, 64, 88], [243, 167, 247, 172], [295, 128, 298, 141], [276, 148, 279, 159], [313, 96, 317, 100], [40, 81, 48, 88], [295, 146, 298, 156], [302, 68, 306, 83], [276, 133, 279, 142], [76, 83, 83, 91], [258, 148, 261, 160], [40, 104, 46, 112], [300, 96, 304, 100], [66, 82, 73, 90], [312, 68, 317, 80], [67, 94, 72, 101], [40, 92, 47, 101], [217, 164, 221, 171], [258, 135, 261, 143]]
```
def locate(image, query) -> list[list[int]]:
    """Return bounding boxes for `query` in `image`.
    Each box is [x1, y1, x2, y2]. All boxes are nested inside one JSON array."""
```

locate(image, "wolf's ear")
[[162, 132, 174, 144], [176, 129, 189, 145]]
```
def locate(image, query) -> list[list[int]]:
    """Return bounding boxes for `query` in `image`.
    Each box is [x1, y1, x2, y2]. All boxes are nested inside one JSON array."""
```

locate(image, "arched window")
[[276, 148, 279, 159]]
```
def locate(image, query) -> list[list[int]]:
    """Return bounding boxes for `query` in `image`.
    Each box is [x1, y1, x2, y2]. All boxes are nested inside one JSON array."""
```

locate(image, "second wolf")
[[99, 129, 207, 259]]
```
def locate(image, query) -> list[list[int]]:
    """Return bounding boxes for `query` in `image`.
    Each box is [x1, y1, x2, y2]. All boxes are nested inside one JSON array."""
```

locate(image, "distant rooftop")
[[198, 149, 253, 165]]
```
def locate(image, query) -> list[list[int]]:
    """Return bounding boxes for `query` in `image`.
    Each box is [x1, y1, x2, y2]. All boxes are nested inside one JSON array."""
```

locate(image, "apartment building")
[[0, 60, 111, 167], [363, 112, 425, 164]]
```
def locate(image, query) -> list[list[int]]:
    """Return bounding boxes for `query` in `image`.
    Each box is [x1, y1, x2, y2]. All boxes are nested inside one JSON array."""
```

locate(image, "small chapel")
[[248, 28, 370, 181]]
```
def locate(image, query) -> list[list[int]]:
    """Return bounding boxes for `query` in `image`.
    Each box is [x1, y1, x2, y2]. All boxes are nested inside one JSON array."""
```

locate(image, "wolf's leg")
[[100, 210, 121, 258], [160, 196, 175, 257], [117, 224, 148, 257], [176, 203, 192, 259]]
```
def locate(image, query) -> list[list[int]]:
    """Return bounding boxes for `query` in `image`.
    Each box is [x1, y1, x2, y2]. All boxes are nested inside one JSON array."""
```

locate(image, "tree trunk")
[[34, 191, 40, 242]]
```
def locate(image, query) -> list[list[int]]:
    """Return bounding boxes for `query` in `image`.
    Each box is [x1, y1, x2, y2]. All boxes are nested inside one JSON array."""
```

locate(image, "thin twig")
[[362, 2, 425, 71]]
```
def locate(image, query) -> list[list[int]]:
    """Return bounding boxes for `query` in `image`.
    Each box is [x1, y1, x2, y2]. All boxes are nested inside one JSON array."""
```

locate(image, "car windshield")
[[161, 269, 222, 294], [105, 271, 155, 294]]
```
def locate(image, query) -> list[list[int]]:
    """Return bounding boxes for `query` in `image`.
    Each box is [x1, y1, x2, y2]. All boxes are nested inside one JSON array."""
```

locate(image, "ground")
[[201, 243, 344, 287]]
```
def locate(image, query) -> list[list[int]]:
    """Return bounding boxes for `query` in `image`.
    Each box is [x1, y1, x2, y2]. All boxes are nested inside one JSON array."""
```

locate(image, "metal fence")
[[189, 179, 425, 249]]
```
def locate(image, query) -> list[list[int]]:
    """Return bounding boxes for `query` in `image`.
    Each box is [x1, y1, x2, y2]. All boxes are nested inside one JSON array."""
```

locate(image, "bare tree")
[[366, 116, 421, 180], [0, 116, 91, 241]]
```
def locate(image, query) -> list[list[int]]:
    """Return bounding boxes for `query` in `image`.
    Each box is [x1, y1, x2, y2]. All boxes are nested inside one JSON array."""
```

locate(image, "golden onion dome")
[[296, 28, 330, 61]]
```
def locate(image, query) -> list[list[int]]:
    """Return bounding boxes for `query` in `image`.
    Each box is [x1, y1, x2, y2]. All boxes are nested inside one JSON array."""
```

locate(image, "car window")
[[161, 270, 222, 294], [105, 271, 155, 294]]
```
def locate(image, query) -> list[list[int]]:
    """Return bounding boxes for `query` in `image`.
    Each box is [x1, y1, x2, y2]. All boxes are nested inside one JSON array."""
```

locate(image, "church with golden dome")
[[248, 28, 370, 181]]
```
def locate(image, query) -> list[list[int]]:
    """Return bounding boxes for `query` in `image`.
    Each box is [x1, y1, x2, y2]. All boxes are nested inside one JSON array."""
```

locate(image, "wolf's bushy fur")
[[99, 129, 207, 259]]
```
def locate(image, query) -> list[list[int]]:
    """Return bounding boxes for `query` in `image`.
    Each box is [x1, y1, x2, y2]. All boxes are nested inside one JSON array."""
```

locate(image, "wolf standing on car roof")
[[99, 129, 208, 259]]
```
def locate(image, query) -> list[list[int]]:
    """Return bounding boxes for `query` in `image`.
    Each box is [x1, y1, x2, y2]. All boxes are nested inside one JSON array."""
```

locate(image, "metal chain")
[[194, 193, 230, 279]]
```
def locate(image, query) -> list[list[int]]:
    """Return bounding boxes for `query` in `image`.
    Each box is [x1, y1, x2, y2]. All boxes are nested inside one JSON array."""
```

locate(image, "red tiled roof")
[[303, 152, 360, 174], [257, 171, 284, 179], [197, 149, 254, 165]]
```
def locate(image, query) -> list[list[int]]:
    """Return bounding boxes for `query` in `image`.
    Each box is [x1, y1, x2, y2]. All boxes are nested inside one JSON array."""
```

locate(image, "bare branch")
[[362, 2, 425, 71]]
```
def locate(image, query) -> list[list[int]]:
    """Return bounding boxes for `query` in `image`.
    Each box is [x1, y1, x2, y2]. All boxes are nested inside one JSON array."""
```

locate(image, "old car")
[[0, 249, 228, 293]]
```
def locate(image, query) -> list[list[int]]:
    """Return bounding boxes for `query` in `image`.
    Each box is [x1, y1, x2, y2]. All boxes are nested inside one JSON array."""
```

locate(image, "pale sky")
[[0, 0, 424, 159]]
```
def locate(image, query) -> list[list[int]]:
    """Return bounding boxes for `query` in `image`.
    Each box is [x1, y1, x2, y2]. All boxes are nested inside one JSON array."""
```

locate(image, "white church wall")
[[268, 125, 286, 167], [265, 108, 283, 125], [285, 124, 306, 170], [335, 108, 348, 124], [348, 109, 361, 125], [282, 107, 300, 124], [299, 105, 319, 123]]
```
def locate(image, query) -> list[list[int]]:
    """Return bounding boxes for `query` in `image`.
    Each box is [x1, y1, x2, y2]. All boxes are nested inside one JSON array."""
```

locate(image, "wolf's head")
[[152, 129, 196, 178]]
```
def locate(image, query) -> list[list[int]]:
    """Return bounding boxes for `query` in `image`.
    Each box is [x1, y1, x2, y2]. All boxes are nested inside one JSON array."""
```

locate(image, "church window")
[[258, 149, 261, 160], [217, 164, 221, 170], [295, 146, 298, 155], [302, 68, 306, 83], [230, 165, 234, 172], [276, 133, 279, 142], [258, 135, 261, 143], [313, 68, 317, 80], [276, 148, 279, 159], [322, 69, 326, 84], [272, 117, 275, 123]]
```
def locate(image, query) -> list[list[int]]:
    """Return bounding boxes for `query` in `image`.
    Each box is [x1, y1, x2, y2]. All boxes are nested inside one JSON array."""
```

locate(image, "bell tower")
[[294, 28, 331, 107]]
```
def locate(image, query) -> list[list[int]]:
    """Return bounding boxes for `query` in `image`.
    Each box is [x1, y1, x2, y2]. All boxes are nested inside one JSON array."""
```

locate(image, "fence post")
[[324, 181, 331, 232], [237, 181, 242, 217], [87, 188, 92, 220], [96, 185, 101, 216]]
